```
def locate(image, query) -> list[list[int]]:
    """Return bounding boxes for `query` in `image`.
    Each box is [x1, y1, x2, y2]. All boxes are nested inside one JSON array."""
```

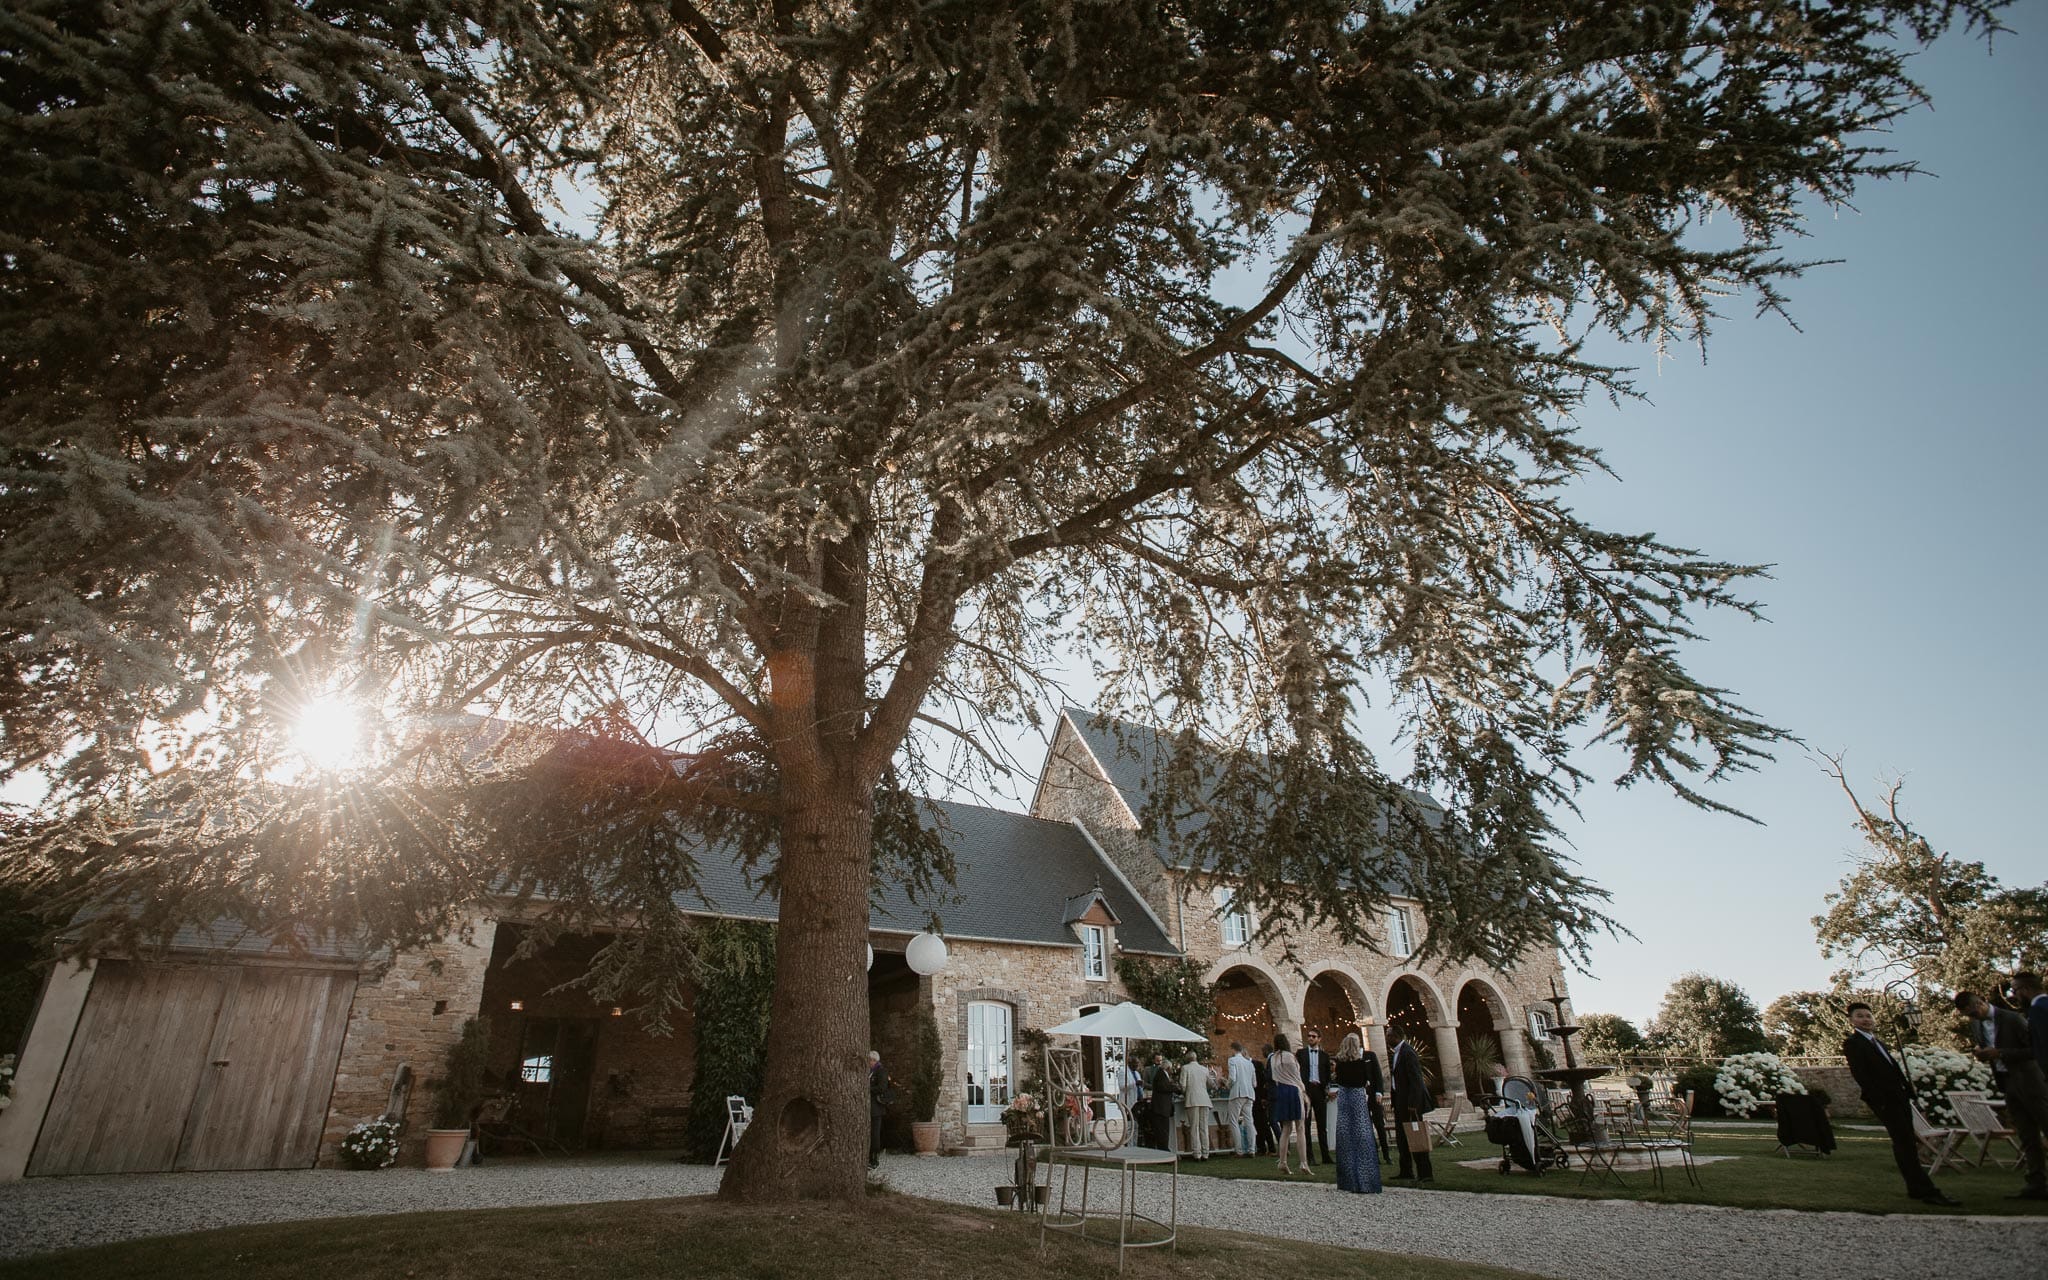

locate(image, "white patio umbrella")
[[1043, 1002, 1207, 1042]]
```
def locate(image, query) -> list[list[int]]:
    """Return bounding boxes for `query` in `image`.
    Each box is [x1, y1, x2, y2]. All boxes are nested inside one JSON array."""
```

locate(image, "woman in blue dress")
[[1333, 1031, 1383, 1193], [1267, 1032, 1310, 1174]]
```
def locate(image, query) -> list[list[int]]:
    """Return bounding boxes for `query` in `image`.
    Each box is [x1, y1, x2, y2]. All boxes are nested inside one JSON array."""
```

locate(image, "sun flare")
[[291, 694, 367, 772]]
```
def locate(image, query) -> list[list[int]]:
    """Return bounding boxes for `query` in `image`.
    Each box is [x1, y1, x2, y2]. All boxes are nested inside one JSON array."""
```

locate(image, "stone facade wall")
[[1030, 723, 1179, 938], [318, 911, 499, 1167], [926, 935, 1132, 1146], [1163, 870, 1571, 1100], [1028, 713, 1575, 1105]]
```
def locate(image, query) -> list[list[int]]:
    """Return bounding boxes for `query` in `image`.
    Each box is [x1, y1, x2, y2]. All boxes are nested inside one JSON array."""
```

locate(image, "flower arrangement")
[[340, 1118, 401, 1170], [1713, 1052, 1807, 1117], [1901, 1045, 1992, 1125], [0, 1053, 16, 1111], [1001, 1092, 1046, 1139]]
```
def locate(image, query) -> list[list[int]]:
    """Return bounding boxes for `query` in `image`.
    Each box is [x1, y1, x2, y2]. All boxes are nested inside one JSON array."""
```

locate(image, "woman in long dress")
[[1267, 1032, 1311, 1175], [1332, 1032, 1383, 1193]]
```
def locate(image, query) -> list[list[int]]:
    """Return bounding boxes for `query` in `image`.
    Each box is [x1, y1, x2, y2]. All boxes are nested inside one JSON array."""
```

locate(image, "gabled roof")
[[1055, 706, 1444, 879], [1061, 882, 1120, 927], [676, 797, 1177, 955]]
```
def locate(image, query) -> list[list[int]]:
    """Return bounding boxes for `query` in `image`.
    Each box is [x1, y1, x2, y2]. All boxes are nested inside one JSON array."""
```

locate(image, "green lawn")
[[1176, 1127, 2048, 1216], [0, 1189, 1542, 1280]]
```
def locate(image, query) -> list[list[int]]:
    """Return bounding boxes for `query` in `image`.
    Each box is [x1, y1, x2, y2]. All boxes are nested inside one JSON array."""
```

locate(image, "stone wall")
[[319, 911, 498, 1167], [1162, 870, 1571, 1099], [1029, 723, 1179, 937], [1793, 1063, 1870, 1118], [1027, 714, 1574, 1105], [927, 936, 1130, 1146]]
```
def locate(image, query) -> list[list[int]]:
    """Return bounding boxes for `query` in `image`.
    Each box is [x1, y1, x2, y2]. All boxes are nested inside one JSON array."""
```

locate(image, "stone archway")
[[1455, 978, 1517, 1095], [1208, 960, 1288, 1061], [1386, 973, 1460, 1100], [1302, 966, 1374, 1055]]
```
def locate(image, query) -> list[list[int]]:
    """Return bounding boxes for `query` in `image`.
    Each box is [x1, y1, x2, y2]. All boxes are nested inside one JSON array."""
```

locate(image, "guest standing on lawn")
[[1954, 989, 2048, 1201], [1388, 1028, 1435, 1183], [1178, 1050, 1213, 1161], [1297, 1029, 1335, 1165], [2014, 973, 2048, 1074], [1253, 1045, 1276, 1155], [1226, 1042, 1258, 1156], [1843, 1001, 1961, 1207], [1144, 1052, 1179, 1151], [1268, 1032, 1311, 1175], [1332, 1032, 1383, 1194]]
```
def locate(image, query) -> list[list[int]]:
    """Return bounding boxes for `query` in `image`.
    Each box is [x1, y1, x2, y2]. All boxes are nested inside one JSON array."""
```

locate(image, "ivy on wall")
[[684, 919, 777, 1160]]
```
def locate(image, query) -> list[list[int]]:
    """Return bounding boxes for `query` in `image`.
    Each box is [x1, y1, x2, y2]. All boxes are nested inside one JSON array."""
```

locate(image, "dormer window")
[[1213, 886, 1252, 948], [1386, 905, 1415, 959], [1081, 924, 1109, 980]]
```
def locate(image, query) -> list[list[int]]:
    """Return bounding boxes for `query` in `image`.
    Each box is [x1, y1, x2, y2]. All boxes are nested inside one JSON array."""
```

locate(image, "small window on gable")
[[1213, 886, 1252, 948], [1081, 924, 1108, 980], [1529, 1008, 1554, 1044], [1386, 905, 1415, 959]]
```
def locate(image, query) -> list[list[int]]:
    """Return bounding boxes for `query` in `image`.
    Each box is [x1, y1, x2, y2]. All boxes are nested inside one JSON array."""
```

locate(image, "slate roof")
[[1056, 706, 1444, 878], [675, 797, 1177, 955]]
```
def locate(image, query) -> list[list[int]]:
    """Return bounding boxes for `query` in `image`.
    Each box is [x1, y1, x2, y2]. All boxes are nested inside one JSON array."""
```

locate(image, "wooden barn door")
[[27, 960, 357, 1176]]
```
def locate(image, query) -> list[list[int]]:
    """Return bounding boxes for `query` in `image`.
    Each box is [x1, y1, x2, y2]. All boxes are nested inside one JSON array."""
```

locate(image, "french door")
[[965, 1001, 1013, 1123]]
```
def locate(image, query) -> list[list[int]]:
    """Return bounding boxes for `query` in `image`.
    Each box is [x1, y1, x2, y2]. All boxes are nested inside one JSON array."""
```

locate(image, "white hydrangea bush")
[[1901, 1045, 1993, 1125], [340, 1118, 401, 1170], [1714, 1052, 1808, 1118]]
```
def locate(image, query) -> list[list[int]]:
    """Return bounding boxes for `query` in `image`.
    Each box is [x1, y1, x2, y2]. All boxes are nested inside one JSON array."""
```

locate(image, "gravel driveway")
[[2, 1152, 2043, 1279]]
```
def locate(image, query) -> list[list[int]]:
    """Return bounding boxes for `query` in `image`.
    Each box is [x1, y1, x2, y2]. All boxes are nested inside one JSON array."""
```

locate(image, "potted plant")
[[909, 1004, 943, 1156], [425, 1017, 491, 1171]]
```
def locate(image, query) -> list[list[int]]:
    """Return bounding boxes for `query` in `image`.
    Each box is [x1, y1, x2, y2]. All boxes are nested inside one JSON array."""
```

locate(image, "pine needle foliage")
[[0, 0, 2011, 1198]]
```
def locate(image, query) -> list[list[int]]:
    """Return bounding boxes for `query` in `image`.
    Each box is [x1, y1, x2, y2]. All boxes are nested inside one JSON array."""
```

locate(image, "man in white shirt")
[[1226, 1042, 1257, 1156]]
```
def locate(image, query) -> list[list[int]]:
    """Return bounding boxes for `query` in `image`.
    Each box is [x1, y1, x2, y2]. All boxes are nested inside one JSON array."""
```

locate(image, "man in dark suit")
[[1843, 1002, 1960, 1206], [1954, 989, 2048, 1200], [2013, 973, 2048, 1074], [1387, 1028, 1435, 1182], [1296, 1029, 1334, 1164], [1144, 1052, 1179, 1150], [1252, 1045, 1275, 1155]]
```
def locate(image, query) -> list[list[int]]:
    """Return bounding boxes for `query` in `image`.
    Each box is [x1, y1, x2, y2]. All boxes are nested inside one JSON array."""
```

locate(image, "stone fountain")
[[1532, 978, 1615, 1142]]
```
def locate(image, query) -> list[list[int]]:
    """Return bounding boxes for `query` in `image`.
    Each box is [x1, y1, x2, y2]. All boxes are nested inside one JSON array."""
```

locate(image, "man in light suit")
[[1954, 989, 2048, 1200], [1296, 1029, 1335, 1164], [1843, 1002, 1960, 1206]]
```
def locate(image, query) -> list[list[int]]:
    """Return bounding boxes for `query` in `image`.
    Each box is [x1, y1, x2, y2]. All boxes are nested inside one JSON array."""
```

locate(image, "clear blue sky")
[[1548, 19, 2048, 1026], [963, 19, 2047, 1029]]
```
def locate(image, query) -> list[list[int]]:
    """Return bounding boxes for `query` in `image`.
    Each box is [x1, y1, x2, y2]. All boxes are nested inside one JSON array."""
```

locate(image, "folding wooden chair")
[[1947, 1092, 2021, 1169], [1428, 1097, 1464, 1147], [715, 1095, 754, 1165], [1910, 1103, 1965, 1177]]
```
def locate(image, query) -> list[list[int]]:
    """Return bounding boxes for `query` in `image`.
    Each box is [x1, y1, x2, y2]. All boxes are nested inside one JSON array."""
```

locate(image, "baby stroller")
[[1483, 1075, 1569, 1175]]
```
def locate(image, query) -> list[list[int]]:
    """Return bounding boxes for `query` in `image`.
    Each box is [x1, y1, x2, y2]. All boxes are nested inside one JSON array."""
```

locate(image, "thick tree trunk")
[[718, 774, 876, 1202]]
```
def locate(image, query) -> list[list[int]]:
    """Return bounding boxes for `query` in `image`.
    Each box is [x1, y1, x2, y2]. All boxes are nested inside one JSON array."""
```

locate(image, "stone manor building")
[[0, 708, 1574, 1175]]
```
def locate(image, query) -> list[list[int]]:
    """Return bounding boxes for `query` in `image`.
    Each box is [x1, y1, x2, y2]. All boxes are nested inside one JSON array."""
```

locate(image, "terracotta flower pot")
[[910, 1120, 942, 1156], [423, 1128, 468, 1171]]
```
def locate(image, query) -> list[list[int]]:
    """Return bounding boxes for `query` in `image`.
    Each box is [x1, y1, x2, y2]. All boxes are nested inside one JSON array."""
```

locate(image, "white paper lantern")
[[905, 931, 949, 976], [865, 943, 874, 972]]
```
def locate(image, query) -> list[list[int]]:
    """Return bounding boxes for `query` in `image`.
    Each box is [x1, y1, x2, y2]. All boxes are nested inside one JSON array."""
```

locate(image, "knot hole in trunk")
[[775, 1095, 825, 1153]]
